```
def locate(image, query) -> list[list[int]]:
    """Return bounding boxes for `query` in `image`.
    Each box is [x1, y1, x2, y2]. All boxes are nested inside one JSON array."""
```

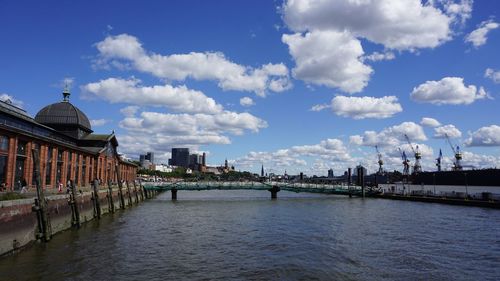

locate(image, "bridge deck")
[[143, 182, 376, 196]]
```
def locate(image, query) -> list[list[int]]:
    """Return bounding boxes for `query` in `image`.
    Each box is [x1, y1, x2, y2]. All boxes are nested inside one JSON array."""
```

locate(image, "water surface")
[[1, 190, 499, 280]]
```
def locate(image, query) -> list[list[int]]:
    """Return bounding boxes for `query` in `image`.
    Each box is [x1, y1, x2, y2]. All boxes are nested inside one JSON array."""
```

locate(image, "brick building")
[[0, 90, 137, 191]]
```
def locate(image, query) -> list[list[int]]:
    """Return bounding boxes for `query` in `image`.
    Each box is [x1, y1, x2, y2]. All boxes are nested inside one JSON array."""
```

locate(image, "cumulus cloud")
[[282, 30, 372, 93], [410, 77, 487, 105], [94, 34, 291, 96], [120, 105, 140, 117], [0, 93, 24, 108], [330, 95, 402, 119], [239, 97, 255, 107], [234, 138, 353, 174], [465, 19, 499, 48], [280, 0, 471, 93], [465, 125, 500, 146], [282, 0, 470, 51], [81, 77, 223, 114], [90, 119, 111, 127], [485, 68, 500, 84], [120, 111, 267, 137], [420, 117, 441, 127], [116, 109, 268, 161], [434, 124, 462, 138], [350, 122, 427, 147]]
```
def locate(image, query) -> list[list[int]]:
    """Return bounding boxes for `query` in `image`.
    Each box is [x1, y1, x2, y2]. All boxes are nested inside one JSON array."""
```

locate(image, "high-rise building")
[[146, 152, 154, 164], [170, 148, 189, 168], [327, 169, 334, 178]]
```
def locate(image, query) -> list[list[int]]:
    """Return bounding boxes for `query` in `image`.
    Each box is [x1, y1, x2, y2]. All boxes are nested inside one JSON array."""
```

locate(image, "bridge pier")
[[268, 185, 280, 199], [171, 188, 178, 200]]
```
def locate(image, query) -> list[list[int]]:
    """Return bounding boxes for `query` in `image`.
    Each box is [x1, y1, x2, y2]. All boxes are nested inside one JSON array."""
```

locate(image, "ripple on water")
[[0, 190, 499, 281]]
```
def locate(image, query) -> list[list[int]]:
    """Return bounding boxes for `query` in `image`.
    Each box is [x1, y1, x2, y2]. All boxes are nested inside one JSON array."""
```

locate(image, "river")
[[1, 190, 499, 280]]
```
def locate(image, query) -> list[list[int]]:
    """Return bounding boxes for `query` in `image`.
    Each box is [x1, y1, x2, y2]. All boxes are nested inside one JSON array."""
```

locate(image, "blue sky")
[[1, 0, 499, 176]]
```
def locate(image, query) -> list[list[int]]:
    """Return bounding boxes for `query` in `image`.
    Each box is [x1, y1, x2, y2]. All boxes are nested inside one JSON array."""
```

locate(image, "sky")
[[1, 0, 500, 176]]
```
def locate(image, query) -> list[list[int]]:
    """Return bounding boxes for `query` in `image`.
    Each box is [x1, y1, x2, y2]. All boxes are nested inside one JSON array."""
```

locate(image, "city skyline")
[[1, 0, 499, 176]]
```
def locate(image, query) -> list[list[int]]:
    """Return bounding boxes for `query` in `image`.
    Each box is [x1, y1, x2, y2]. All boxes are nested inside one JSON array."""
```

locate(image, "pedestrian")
[[21, 178, 28, 194]]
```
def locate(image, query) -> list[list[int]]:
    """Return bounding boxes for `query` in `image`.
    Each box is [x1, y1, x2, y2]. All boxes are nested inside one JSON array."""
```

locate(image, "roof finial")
[[62, 83, 70, 102]]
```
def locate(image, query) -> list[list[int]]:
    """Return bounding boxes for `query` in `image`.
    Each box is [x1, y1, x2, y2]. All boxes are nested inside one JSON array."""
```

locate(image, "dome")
[[35, 91, 92, 136]]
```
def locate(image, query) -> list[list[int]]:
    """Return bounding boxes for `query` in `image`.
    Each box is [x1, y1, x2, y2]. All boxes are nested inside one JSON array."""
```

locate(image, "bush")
[[0, 192, 26, 201]]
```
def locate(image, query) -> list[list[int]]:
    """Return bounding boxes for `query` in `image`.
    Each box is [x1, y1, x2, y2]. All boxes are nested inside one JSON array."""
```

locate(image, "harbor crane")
[[445, 133, 463, 171], [398, 148, 410, 177], [436, 149, 443, 172], [375, 145, 384, 174], [404, 134, 422, 174]]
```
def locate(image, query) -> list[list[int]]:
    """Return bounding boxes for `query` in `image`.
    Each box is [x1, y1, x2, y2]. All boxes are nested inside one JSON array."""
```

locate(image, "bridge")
[[142, 181, 379, 200]]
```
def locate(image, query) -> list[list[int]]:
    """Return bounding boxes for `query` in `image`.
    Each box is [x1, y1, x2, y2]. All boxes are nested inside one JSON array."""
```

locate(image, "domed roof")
[[34, 91, 92, 132]]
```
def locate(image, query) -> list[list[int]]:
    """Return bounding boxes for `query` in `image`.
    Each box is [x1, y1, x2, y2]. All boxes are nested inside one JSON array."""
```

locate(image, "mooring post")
[[125, 180, 133, 206], [92, 179, 101, 219], [171, 188, 178, 200], [115, 164, 125, 209], [31, 148, 51, 242], [70, 180, 81, 228], [107, 179, 115, 213], [268, 185, 280, 199], [132, 181, 139, 204]]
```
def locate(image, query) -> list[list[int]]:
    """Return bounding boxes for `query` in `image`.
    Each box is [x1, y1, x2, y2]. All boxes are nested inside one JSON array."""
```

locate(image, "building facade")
[[169, 148, 189, 168], [0, 91, 137, 191]]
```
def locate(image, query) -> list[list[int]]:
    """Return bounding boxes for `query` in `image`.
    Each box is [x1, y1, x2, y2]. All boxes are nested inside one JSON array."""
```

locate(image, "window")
[[56, 149, 64, 185], [32, 143, 40, 186], [67, 152, 72, 182], [0, 135, 8, 151], [82, 156, 86, 186], [45, 147, 53, 186], [15, 140, 27, 190], [0, 135, 8, 187], [75, 154, 80, 185], [17, 140, 26, 155]]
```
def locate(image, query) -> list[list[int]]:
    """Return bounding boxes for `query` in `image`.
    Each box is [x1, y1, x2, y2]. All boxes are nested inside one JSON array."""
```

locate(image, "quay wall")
[[0, 187, 156, 257]]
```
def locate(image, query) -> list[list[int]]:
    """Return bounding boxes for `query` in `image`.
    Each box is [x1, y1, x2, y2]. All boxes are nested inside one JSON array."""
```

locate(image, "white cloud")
[[95, 34, 291, 96], [116, 109, 268, 161], [282, 0, 470, 51], [465, 20, 499, 48], [282, 30, 372, 93], [434, 124, 462, 138], [410, 77, 487, 105], [120, 111, 267, 137], [485, 68, 500, 84], [0, 93, 24, 108], [234, 138, 354, 175], [280, 0, 471, 93], [239, 97, 255, 107], [330, 95, 402, 119], [465, 125, 500, 147], [420, 117, 441, 127], [460, 151, 500, 169], [350, 121, 427, 147], [362, 51, 395, 62], [90, 119, 111, 127], [120, 105, 140, 117], [310, 103, 330, 112], [81, 77, 223, 114]]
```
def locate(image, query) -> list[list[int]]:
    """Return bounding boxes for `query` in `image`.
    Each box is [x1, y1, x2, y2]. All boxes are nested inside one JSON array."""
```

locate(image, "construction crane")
[[436, 149, 443, 172], [375, 145, 384, 174], [404, 134, 422, 174], [398, 148, 410, 177], [445, 133, 462, 171]]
